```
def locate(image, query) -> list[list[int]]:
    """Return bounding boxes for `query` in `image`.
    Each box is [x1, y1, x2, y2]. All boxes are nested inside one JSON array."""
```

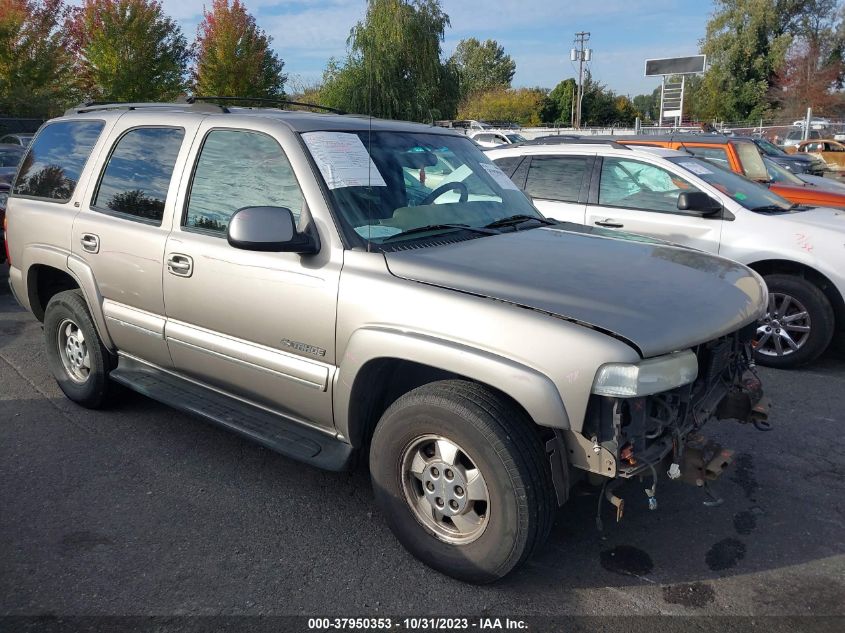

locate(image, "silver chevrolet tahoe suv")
[[5, 101, 770, 583]]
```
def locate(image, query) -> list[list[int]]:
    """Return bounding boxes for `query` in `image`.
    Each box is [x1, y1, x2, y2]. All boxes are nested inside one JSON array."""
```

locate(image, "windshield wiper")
[[751, 204, 796, 213], [381, 223, 498, 242], [484, 214, 558, 229]]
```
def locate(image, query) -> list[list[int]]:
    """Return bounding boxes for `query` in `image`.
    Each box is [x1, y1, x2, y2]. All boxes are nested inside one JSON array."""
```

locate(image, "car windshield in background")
[[0, 146, 24, 167], [763, 157, 804, 185], [301, 130, 540, 246], [755, 138, 786, 156], [668, 156, 793, 212], [506, 134, 526, 143]]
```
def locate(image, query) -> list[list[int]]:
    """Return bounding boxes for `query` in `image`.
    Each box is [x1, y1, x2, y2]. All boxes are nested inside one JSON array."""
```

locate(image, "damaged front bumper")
[[560, 324, 770, 503]]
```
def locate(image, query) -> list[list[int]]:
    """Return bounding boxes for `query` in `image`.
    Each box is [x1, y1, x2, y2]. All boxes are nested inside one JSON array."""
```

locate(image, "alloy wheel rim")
[[57, 318, 91, 383], [400, 434, 490, 545], [755, 292, 811, 357]]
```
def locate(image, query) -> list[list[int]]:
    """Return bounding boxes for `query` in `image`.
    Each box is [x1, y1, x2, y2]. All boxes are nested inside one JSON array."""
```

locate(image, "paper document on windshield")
[[480, 162, 520, 190], [679, 161, 713, 175], [302, 131, 387, 189]]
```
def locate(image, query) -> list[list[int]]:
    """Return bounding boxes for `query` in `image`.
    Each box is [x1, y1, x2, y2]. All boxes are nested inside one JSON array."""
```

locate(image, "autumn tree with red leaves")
[[0, 0, 77, 117], [192, 0, 286, 100]]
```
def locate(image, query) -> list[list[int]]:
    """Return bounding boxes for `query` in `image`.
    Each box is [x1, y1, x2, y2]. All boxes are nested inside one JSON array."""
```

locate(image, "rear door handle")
[[80, 233, 100, 253], [167, 254, 193, 277], [594, 218, 624, 228]]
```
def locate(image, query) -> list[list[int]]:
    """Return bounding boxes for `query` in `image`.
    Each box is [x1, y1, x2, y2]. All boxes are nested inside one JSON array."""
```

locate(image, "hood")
[[770, 183, 845, 209], [773, 206, 845, 231], [384, 224, 766, 358]]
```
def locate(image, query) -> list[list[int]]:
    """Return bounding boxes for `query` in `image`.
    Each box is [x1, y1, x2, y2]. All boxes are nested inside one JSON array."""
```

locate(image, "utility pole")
[[571, 32, 591, 129]]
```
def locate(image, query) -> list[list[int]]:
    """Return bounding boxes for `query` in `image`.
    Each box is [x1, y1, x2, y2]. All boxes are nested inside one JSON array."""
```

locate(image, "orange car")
[[614, 134, 845, 209], [789, 139, 845, 173]]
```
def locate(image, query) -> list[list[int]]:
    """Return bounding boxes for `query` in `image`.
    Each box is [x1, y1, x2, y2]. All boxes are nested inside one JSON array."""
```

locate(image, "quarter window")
[[13, 120, 104, 202], [184, 130, 304, 234], [598, 158, 700, 213], [93, 127, 185, 223], [524, 156, 589, 202]]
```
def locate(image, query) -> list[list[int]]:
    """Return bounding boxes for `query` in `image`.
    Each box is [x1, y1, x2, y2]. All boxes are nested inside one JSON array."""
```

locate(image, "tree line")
[[2, 0, 843, 125], [0, 0, 285, 118]]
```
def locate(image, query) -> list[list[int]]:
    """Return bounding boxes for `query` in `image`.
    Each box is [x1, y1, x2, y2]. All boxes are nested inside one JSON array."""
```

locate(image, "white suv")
[[487, 141, 845, 368], [470, 130, 526, 148]]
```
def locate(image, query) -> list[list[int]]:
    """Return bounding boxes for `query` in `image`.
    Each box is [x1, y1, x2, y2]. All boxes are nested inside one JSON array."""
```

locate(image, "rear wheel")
[[754, 274, 834, 368], [44, 290, 114, 408], [369, 380, 554, 583]]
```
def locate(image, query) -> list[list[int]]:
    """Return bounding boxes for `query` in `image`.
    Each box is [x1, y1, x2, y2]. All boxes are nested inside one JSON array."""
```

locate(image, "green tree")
[[580, 72, 616, 126], [69, 0, 190, 102], [697, 0, 824, 121], [319, 0, 458, 121], [540, 78, 576, 124], [0, 0, 77, 117], [192, 0, 285, 99], [450, 37, 515, 99], [457, 87, 547, 126], [632, 87, 660, 121]]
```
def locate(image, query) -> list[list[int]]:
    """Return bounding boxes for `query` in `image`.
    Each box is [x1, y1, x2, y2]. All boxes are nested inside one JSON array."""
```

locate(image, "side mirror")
[[677, 191, 722, 216], [226, 206, 317, 254]]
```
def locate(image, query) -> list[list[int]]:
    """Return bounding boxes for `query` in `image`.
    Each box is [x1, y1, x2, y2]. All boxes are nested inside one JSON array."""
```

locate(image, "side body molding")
[[333, 326, 570, 443]]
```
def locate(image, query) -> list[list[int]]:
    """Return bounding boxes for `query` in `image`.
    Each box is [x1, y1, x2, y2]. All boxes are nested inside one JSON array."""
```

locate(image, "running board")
[[110, 356, 354, 471]]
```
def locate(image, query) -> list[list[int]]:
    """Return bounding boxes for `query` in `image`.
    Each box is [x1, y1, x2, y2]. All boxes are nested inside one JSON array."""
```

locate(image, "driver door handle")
[[594, 218, 624, 228]]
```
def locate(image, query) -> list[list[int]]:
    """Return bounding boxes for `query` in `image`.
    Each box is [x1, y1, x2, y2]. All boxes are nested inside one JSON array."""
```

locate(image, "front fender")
[[333, 326, 570, 443]]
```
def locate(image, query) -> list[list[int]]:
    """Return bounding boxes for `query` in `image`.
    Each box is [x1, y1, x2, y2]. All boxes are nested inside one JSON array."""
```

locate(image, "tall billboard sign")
[[644, 55, 706, 126]]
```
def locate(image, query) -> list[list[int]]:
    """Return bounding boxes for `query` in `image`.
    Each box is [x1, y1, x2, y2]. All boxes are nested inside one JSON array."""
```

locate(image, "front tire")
[[754, 274, 835, 368], [369, 380, 554, 583], [44, 289, 114, 408]]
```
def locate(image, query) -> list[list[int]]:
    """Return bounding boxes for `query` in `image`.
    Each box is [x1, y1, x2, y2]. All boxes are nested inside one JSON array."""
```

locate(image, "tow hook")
[[596, 480, 625, 531]]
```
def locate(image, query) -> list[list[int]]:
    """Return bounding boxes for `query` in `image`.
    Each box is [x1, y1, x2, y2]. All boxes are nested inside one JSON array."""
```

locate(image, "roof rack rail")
[[64, 100, 225, 116], [187, 95, 346, 115], [517, 136, 631, 150]]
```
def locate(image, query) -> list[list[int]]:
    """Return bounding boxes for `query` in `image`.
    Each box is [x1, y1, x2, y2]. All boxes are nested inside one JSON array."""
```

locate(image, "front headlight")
[[592, 350, 699, 397]]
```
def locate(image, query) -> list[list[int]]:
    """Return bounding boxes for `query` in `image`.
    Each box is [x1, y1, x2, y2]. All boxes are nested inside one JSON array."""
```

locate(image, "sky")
[[72, 0, 717, 97]]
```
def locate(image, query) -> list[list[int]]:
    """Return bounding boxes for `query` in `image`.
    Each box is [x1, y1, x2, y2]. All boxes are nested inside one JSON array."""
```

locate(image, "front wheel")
[[369, 380, 555, 583], [754, 274, 835, 368]]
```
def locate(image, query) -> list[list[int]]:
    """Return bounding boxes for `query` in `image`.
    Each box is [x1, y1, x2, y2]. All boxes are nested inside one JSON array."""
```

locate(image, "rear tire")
[[369, 380, 554, 583], [754, 274, 834, 368], [44, 289, 114, 408]]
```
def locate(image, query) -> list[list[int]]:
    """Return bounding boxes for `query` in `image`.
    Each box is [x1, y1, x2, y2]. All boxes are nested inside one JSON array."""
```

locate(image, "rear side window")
[[13, 120, 104, 202], [184, 129, 304, 234], [92, 127, 185, 224], [524, 156, 589, 202]]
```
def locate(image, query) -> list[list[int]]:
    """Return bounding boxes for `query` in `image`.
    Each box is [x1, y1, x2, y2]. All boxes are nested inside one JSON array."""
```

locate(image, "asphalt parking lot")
[[1, 264, 844, 624]]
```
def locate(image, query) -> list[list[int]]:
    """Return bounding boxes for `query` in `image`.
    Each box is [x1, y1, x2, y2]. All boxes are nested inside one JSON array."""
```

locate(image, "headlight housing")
[[592, 350, 698, 397]]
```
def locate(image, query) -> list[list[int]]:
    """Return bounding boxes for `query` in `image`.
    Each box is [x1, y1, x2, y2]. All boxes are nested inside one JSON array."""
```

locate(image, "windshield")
[[506, 134, 526, 143], [755, 139, 786, 156], [0, 146, 24, 167], [734, 141, 768, 180], [302, 130, 540, 247], [669, 156, 793, 212], [763, 157, 804, 185]]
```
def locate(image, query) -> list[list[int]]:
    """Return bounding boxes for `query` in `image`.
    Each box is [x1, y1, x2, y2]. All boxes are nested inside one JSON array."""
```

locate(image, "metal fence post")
[[803, 107, 812, 141]]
